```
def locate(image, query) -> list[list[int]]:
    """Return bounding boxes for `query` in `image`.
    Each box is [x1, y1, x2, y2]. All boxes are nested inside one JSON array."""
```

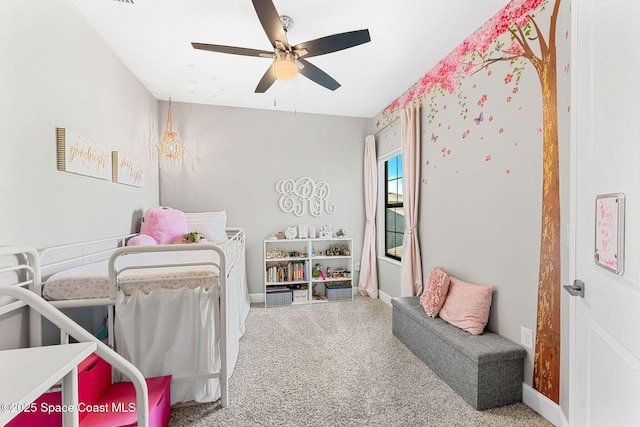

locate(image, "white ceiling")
[[70, 0, 508, 118]]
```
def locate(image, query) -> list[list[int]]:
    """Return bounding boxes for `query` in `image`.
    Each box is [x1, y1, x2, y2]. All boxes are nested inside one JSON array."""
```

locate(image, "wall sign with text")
[[112, 151, 145, 187], [56, 128, 112, 180]]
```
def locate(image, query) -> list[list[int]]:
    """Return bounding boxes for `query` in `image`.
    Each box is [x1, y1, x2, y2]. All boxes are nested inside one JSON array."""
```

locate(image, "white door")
[[571, 0, 640, 425]]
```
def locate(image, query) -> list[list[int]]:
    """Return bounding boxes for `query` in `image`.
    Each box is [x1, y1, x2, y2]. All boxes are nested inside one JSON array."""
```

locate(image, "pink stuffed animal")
[[127, 207, 187, 246]]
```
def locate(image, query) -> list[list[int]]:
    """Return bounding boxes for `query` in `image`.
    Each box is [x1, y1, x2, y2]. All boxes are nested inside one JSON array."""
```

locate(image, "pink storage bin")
[[7, 353, 171, 427]]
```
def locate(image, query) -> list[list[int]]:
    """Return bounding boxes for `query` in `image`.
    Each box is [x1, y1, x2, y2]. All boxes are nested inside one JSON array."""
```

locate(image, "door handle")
[[564, 279, 585, 298]]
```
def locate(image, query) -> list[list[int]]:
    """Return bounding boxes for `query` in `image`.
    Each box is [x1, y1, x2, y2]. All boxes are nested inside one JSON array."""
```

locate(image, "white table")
[[0, 342, 97, 426]]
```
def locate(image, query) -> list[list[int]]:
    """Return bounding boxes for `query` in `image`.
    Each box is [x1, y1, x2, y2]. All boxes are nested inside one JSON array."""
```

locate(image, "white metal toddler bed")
[[32, 228, 250, 406]]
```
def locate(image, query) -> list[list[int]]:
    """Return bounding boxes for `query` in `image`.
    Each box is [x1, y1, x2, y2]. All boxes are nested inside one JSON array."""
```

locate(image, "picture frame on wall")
[[298, 224, 309, 239], [594, 193, 625, 275]]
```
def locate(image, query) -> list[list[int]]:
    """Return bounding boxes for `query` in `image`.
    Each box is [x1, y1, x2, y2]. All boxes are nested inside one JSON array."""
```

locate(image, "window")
[[385, 154, 404, 260]]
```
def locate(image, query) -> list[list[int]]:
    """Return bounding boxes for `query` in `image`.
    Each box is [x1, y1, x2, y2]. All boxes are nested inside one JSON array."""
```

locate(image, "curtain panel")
[[358, 134, 378, 298], [400, 106, 423, 297]]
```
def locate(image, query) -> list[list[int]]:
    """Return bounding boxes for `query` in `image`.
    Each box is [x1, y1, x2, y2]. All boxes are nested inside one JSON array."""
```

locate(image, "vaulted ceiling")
[[70, 0, 508, 118]]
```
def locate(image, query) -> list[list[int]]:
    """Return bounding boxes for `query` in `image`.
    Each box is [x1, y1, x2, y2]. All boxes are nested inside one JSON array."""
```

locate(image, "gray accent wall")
[[1, 0, 160, 349], [158, 101, 370, 298]]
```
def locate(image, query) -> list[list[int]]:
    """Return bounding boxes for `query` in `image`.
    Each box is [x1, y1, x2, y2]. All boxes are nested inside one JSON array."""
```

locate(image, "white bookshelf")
[[263, 237, 353, 307]]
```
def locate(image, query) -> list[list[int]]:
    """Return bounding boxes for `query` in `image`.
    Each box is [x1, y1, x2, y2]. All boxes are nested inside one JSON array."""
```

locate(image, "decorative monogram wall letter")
[[275, 177, 335, 217]]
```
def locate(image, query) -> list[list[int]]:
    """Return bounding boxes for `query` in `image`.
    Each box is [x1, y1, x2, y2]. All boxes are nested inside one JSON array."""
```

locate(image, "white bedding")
[[42, 248, 225, 301]]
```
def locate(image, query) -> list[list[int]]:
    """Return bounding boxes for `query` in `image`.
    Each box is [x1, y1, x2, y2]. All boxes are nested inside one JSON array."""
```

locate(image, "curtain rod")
[[373, 116, 400, 137]]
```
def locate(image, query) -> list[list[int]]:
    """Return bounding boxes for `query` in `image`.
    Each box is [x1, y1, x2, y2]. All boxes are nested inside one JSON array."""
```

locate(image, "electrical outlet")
[[355, 262, 361, 272], [521, 326, 533, 349]]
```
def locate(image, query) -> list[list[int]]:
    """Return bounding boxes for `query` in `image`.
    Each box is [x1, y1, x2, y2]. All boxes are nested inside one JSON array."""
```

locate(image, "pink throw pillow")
[[420, 267, 450, 317], [439, 277, 493, 335]]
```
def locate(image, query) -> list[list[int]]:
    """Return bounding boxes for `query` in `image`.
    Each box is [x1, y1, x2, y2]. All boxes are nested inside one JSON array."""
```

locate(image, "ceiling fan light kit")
[[191, 0, 370, 93], [273, 51, 298, 80]]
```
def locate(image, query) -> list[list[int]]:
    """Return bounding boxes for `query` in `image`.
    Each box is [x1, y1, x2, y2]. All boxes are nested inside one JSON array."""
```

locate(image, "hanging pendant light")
[[157, 97, 184, 159]]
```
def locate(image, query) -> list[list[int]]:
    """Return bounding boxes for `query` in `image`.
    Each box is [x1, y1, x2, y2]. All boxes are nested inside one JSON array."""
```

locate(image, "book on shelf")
[[266, 261, 307, 283]]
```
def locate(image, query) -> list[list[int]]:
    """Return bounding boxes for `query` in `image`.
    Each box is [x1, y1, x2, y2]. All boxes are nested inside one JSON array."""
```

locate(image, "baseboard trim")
[[249, 293, 264, 304], [378, 290, 392, 306], [522, 383, 568, 427], [254, 288, 393, 306]]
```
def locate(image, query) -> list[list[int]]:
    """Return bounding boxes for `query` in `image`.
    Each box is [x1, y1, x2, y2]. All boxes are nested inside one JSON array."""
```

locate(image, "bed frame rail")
[[0, 245, 41, 317]]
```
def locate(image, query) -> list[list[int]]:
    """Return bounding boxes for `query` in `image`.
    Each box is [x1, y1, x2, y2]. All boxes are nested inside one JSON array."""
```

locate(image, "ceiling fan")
[[191, 0, 371, 93]]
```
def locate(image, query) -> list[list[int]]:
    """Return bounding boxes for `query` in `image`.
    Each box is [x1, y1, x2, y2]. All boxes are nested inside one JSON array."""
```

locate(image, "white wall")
[[158, 101, 370, 298], [0, 0, 160, 348]]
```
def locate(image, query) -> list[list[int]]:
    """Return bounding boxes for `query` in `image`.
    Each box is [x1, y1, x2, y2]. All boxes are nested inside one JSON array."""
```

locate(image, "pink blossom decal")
[[382, 0, 546, 117], [504, 42, 524, 56]]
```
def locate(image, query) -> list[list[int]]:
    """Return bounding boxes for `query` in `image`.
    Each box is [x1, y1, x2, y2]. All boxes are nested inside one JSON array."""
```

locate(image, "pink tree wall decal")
[[384, 0, 562, 403]]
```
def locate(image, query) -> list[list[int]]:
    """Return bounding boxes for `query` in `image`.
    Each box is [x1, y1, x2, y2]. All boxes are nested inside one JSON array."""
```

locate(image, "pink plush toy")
[[127, 207, 187, 246]]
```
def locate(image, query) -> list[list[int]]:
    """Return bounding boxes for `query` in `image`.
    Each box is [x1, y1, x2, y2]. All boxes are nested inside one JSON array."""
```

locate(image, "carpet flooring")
[[168, 296, 553, 426]]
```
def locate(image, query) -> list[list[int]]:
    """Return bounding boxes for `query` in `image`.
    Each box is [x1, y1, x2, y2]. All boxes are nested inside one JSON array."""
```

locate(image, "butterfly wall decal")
[[431, 133, 439, 142], [474, 112, 484, 125]]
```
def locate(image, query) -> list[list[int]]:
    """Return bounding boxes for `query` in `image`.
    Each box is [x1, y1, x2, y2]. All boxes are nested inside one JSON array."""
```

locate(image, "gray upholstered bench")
[[391, 296, 526, 410]]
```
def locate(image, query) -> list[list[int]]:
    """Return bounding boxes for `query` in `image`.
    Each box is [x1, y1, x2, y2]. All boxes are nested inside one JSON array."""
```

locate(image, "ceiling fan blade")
[[251, 0, 289, 49], [297, 58, 340, 91], [255, 66, 277, 93], [293, 29, 371, 58], [192, 42, 273, 58]]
